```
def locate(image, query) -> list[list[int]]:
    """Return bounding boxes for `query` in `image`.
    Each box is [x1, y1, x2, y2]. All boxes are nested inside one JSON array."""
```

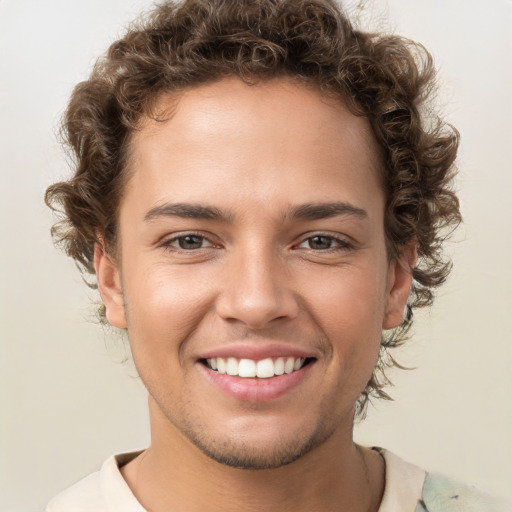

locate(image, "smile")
[[204, 357, 310, 378]]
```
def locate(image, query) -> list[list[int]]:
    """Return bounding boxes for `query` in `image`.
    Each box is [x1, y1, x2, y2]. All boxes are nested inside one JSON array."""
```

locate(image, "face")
[[96, 77, 413, 469]]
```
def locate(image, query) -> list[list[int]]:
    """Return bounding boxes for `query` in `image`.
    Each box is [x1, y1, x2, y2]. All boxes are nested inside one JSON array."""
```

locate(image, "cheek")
[[121, 263, 220, 406], [122, 262, 217, 356], [302, 265, 387, 336], [300, 264, 386, 384]]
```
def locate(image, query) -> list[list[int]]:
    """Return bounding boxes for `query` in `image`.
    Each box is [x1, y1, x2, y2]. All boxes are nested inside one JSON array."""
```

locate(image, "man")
[[43, 0, 509, 510]]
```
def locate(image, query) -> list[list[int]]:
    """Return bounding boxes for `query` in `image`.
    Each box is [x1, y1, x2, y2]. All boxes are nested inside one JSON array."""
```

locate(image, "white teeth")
[[226, 357, 238, 376], [284, 357, 295, 374], [274, 357, 285, 375], [217, 357, 226, 374], [206, 356, 307, 378], [238, 358, 256, 377], [256, 358, 274, 379]]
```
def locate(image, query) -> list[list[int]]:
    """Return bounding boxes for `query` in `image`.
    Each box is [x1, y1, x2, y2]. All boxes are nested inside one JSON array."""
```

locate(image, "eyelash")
[[295, 234, 353, 252], [161, 232, 353, 252], [162, 232, 217, 251]]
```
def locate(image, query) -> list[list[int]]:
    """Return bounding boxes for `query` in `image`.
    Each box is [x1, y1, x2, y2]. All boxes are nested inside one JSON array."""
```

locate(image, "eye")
[[298, 235, 351, 251], [166, 234, 213, 250]]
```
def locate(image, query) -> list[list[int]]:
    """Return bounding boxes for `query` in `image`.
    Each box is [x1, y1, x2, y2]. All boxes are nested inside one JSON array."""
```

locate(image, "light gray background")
[[1, 1, 511, 510]]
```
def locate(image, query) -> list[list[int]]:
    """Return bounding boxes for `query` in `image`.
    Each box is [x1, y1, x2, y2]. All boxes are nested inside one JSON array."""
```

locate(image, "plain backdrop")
[[1, 1, 511, 510]]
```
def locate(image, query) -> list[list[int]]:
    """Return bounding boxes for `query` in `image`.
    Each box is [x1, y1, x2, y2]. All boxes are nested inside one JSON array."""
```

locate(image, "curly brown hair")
[[45, 0, 461, 415]]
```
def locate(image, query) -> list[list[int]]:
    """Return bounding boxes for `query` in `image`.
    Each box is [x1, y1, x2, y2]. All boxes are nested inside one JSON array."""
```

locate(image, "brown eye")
[[306, 235, 335, 250], [296, 235, 352, 251], [173, 235, 208, 250]]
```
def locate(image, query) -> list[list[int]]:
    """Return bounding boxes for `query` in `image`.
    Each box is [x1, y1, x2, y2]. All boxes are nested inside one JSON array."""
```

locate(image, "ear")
[[382, 243, 417, 330], [94, 243, 127, 329]]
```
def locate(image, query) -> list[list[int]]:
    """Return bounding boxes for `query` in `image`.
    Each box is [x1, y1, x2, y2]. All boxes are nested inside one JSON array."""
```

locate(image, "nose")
[[215, 246, 300, 329]]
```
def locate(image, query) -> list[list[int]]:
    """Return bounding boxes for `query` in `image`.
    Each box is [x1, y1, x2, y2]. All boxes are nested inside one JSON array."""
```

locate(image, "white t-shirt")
[[45, 449, 510, 512]]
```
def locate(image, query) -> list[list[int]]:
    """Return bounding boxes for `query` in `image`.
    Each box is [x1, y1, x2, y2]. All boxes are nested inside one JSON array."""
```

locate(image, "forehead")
[[124, 77, 384, 219]]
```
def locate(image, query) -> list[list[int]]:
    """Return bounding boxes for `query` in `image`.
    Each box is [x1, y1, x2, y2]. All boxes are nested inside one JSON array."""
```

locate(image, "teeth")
[[217, 357, 226, 374], [226, 357, 238, 376], [256, 358, 274, 379], [238, 359, 256, 377], [206, 356, 307, 378], [284, 357, 295, 374], [274, 357, 285, 375]]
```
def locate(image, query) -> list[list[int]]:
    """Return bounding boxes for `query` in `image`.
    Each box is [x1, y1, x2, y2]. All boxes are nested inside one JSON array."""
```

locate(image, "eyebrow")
[[144, 203, 232, 222], [287, 202, 368, 221], [144, 201, 367, 223]]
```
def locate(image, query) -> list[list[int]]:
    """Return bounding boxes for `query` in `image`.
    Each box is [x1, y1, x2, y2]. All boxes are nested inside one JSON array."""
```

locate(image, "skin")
[[95, 77, 415, 512]]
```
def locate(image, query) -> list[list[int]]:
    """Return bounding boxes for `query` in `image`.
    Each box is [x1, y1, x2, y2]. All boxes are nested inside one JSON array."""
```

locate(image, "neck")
[[121, 400, 385, 512]]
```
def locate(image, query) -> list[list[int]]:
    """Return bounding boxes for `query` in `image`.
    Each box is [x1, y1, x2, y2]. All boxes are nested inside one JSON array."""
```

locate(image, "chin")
[[190, 436, 317, 470], [181, 416, 338, 470]]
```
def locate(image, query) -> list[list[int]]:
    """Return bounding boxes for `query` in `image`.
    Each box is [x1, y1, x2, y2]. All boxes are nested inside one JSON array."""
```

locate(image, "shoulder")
[[417, 472, 512, 512], [44, 452, 145, 512], [44, 468, 104, 512], [376, 448, 511, 512], [377, 448, 428, 512]]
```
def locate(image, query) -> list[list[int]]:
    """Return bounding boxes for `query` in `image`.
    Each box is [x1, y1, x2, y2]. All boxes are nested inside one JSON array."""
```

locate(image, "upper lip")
[[197, 343, 319, 361]]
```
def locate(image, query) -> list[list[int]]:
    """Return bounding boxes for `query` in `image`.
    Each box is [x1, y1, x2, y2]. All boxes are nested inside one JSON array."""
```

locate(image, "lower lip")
[[199, 362, 314, 402]]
